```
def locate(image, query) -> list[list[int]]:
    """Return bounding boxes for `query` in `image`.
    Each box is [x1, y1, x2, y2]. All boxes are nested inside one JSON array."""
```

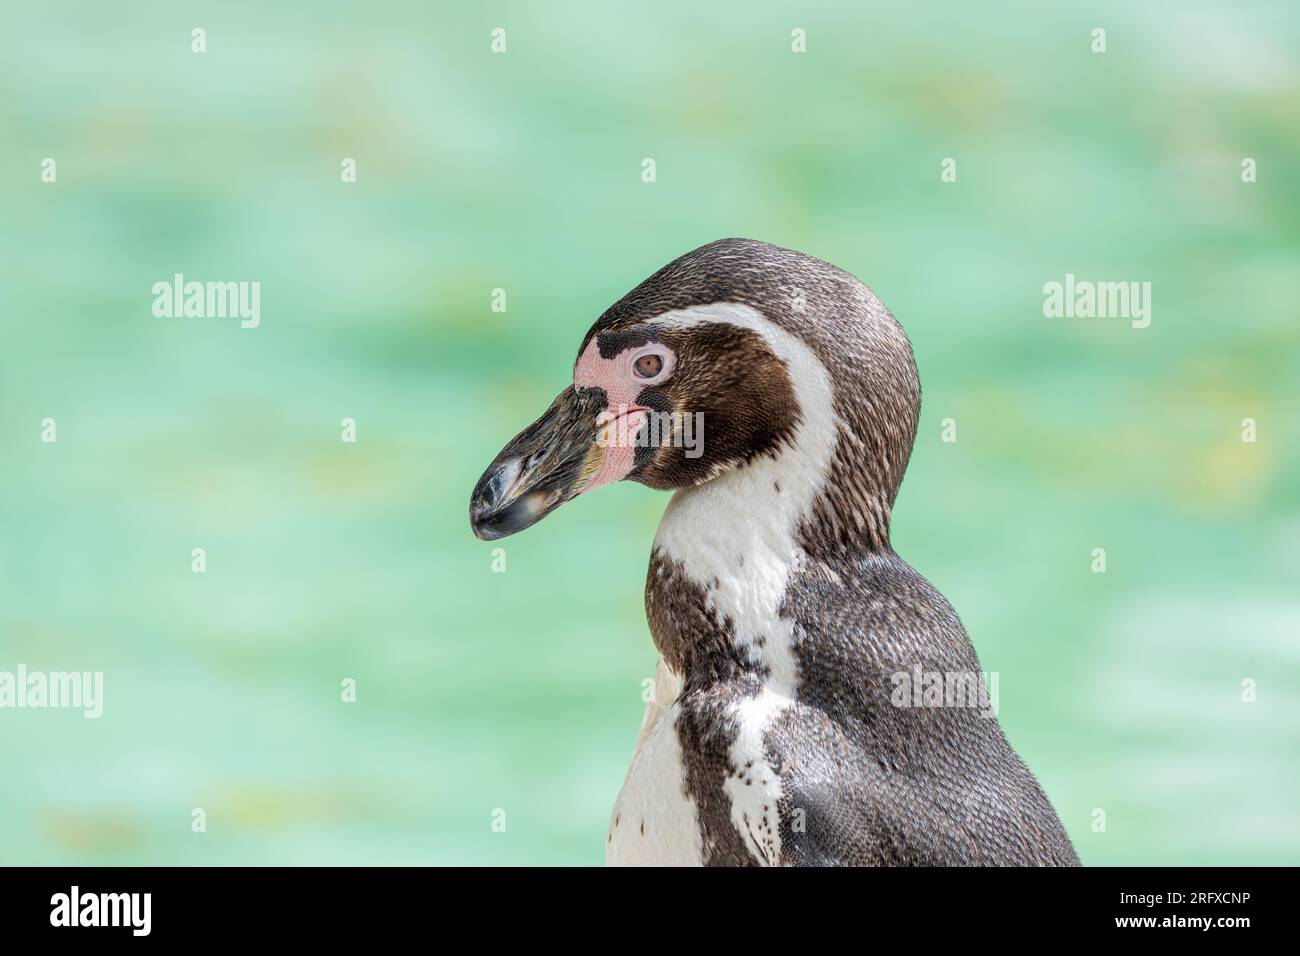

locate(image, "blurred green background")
[[1, 1, 1297, 866]]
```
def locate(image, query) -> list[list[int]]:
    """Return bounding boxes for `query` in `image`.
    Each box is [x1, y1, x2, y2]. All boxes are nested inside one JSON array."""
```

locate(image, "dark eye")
[[634, 354, 664, 378]]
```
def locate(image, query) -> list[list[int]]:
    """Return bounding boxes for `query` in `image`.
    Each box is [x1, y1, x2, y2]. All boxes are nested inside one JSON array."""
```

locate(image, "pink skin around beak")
[[573, 337, 676, 492]]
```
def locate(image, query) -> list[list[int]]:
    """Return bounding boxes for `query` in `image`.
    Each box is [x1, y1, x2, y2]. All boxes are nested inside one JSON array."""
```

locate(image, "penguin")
[[470, 238, 1080, 866]]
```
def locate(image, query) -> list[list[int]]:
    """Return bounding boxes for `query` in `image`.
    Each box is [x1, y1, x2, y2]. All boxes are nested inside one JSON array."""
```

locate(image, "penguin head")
[[470, 238, 919, 549], [469, 318, 798, 541]]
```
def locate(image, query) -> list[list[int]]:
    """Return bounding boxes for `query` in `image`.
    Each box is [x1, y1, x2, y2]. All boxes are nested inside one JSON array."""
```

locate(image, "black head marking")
[[593, 328, 661, 361]]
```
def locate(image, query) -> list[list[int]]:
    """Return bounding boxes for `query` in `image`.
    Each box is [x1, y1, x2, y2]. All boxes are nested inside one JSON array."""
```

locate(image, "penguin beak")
[[470, 386, 611, 540]]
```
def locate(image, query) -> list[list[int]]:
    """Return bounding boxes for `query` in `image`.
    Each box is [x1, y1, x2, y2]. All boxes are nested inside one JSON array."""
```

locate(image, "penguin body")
[[472, 239, 1080, 866]]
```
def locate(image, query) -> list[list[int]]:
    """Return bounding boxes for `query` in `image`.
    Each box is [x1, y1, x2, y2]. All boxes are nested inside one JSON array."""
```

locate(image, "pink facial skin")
[[573, 336, 677, 493]]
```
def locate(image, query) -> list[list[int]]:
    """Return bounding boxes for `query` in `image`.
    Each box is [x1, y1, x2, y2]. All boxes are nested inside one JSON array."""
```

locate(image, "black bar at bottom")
[[0, 865, 1280, 941]]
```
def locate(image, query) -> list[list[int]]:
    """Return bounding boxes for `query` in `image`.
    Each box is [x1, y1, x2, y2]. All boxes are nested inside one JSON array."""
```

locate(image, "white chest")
[[606, 661, 789, 867], [606, 672, 703, 866]]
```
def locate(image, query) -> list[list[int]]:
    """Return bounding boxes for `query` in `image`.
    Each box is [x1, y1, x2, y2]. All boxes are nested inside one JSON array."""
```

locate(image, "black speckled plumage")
[[773, 552, 1079, 865]]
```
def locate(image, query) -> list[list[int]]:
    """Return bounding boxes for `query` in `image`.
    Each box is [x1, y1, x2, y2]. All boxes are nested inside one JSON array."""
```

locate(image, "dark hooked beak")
[[470, 387, 609, 540]]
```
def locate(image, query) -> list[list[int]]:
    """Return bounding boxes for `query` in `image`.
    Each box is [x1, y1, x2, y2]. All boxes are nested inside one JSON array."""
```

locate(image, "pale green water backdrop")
[[1, 2, 1297, 864]]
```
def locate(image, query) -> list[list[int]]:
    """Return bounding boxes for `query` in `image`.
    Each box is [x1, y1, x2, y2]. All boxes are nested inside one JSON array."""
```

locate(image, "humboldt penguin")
[[470, 238, 1080, 866]]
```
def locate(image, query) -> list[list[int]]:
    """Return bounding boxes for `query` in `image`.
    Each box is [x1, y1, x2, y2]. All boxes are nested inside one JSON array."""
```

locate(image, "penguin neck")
[[648, 457, 805, 692], [649, 422, 888, 692]]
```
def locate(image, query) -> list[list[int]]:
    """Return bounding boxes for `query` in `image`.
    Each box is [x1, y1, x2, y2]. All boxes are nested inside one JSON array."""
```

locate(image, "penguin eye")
[[634, 354, 664, 378]]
